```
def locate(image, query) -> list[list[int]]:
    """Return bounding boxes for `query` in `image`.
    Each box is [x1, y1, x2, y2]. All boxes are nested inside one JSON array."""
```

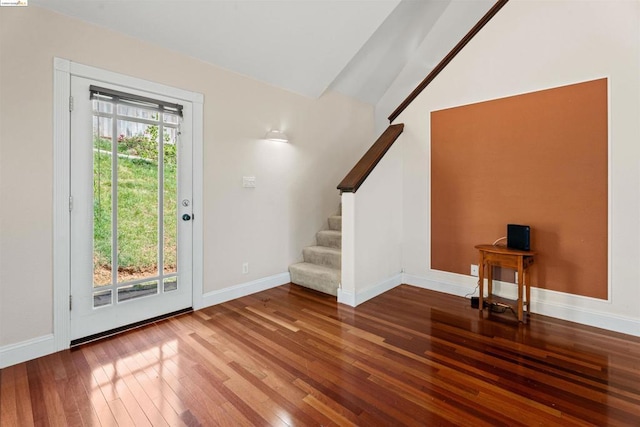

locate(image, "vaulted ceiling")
[[32, 0, 495, 105]]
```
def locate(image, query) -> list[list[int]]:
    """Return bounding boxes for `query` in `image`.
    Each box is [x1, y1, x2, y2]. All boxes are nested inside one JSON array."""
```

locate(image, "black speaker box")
[[507, 224, 530, 251]]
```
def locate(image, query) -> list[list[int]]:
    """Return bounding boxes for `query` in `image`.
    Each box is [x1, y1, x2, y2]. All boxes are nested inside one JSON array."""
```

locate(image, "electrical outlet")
[[242, 262, 249, 274], [470, 264, 479, 277]]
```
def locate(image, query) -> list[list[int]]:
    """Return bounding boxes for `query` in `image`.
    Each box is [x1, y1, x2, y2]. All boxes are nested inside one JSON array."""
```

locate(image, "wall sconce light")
[[265, 129, 289, 142]]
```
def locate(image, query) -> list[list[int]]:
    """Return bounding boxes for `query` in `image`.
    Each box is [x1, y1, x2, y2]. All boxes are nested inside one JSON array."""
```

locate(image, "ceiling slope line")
[[387, 0, 509, 123]]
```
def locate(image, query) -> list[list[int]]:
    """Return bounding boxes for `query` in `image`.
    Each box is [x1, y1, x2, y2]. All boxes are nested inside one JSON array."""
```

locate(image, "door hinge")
[[69, 195, 73, 212], [69, 295, 72, 311], [69, 95, 74, 112]]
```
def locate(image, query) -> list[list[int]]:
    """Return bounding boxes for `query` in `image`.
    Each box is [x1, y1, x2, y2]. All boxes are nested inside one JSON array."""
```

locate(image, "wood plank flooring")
[[1, 284, 639, 426]]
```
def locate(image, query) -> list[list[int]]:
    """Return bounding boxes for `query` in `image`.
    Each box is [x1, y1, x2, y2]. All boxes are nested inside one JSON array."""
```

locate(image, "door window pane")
[[93, 116, 113, 287], [93, 289, 112, 308], [116, 120, 159, 283], [163, 113, 179, 124], [163, 277, 178, 292], [93, 98, 113, 115], [163, 125, 178, 276], [117, 103, 160, 122], [118, 280, 158, 302]]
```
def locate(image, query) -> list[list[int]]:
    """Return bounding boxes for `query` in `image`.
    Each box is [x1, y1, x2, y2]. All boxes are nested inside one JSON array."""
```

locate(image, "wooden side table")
[[475, 244, 536, 322]]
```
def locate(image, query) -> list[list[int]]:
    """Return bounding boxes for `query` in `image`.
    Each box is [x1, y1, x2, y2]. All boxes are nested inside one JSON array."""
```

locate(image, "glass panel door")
[[70, 76, 192, 341]]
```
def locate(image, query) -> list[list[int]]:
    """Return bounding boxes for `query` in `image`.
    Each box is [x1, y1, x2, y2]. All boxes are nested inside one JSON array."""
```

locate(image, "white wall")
[[396, 0, 640, 335], [339, 140, 403, 305], [0, 6, 374, 350], [374, 0, 495, 133], [354, 141, 403, 294]]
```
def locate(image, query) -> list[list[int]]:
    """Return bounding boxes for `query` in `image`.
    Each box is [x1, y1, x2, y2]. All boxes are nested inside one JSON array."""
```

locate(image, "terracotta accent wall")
[[431, 78, 608, 299]]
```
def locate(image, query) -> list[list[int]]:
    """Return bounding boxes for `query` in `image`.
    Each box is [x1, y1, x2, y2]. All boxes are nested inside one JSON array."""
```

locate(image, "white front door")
[[69, 76, 193, 341]]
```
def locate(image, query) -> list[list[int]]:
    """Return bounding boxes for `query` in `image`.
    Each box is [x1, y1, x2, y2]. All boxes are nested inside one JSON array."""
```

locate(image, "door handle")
[[182, 214, 191, 221]]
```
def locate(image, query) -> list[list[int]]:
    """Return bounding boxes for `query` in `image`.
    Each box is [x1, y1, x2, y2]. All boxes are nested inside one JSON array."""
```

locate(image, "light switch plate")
[[242, 176, 256, 188]]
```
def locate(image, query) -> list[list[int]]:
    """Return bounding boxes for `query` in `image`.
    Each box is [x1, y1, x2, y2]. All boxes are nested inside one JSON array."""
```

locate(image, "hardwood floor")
[[1, 284, 639, 426]]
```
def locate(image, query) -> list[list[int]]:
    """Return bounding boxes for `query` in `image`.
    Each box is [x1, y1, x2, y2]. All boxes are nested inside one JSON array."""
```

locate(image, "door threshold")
[[70, 307, 193, 347]]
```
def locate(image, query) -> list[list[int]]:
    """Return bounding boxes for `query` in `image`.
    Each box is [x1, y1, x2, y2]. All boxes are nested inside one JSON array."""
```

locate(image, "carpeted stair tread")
[[316, 230, 341, 249], [303, 245, 341, 269], [288, 205, 342, 297], [289, 262, 340, 296]]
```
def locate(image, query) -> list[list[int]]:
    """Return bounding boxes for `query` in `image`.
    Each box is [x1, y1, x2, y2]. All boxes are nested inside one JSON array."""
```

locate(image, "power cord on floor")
[[465, 275, 517, 316], [488, 302, 517, 315], [464, 279, 480, 299]]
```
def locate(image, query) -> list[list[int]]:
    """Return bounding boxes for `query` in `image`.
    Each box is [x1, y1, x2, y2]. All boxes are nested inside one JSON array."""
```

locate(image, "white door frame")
[[53, 58, 204, 351]]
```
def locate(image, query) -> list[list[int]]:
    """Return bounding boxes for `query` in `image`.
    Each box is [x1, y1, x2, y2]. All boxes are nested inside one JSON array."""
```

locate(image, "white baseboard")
[[337, 288, 355, 306], [0, 334, 56, 369], [532, 299, 640, 336], [198, 272, 291, 309], [403, 273, 640, 337], [403, 273, 476, 297], [338, 274, 402, 307]]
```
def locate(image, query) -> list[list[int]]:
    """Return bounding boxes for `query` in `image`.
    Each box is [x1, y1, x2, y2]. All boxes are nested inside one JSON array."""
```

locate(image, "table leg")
[[525, 266, 531, 318], [517, 261, 524, 322], [478, 253, 485, 313], [487, 264, 493, 298]]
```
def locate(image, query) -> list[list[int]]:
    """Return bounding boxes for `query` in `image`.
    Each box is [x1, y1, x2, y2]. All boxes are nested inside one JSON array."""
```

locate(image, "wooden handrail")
[[337, 124, 404, 193], [388, 0, 509, 123]]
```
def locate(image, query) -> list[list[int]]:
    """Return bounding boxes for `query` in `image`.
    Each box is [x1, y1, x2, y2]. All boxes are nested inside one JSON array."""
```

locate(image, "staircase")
[[289, 209, 341, 296]]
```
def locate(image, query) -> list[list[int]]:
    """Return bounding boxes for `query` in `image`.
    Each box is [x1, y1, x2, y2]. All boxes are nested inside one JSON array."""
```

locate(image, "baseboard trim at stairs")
[[0, 334, 55, 369], [338, 274, 402, 307], [199, 272, 291, 309]]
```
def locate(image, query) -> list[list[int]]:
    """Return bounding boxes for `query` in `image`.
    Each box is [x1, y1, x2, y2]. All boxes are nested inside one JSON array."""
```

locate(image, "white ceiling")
[[32, 0, 494, 104]]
